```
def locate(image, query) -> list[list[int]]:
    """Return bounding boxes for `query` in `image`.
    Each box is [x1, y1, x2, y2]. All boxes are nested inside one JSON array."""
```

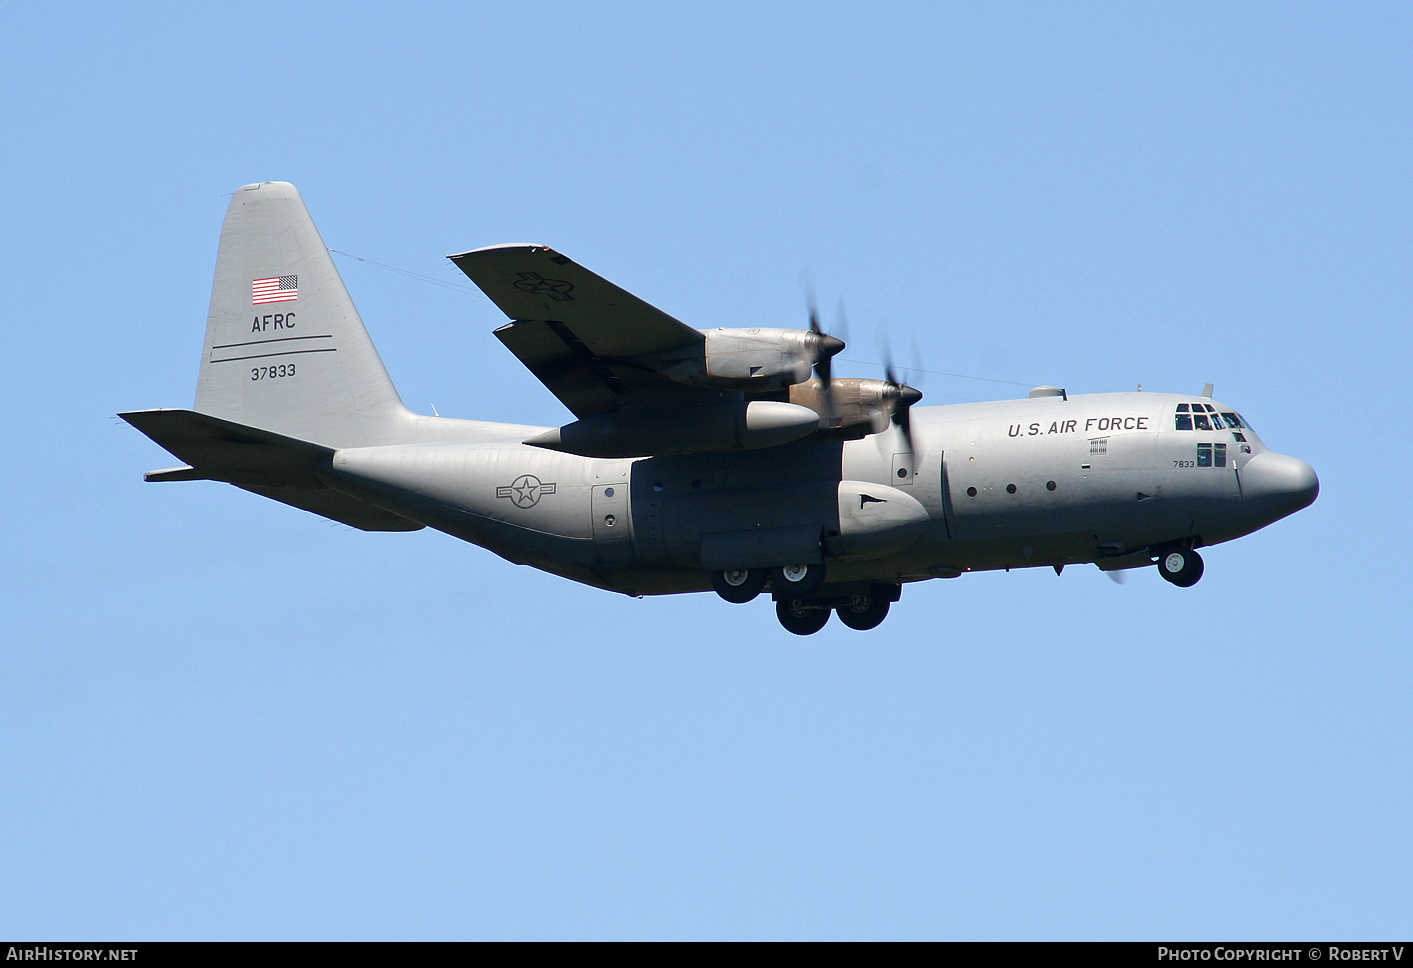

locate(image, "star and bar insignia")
[[496, 474, 557, 508]]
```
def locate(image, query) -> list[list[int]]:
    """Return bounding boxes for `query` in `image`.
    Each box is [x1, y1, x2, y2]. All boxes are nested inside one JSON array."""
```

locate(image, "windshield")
[[1173, 403, 1246, 432]]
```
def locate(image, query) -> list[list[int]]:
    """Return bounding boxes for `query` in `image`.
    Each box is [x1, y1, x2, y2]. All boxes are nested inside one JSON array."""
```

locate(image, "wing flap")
[[493, 319, 621, 417]]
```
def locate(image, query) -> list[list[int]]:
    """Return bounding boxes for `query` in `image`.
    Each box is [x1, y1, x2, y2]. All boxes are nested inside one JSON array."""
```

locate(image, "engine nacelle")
[[643, 327, 844, 390], [788, 378, 921, 440], [524, 400, 820, 458]]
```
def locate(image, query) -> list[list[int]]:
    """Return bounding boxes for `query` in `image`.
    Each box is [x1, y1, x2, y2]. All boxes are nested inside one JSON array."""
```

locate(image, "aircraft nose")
[[1241, 451, 1319, 515]]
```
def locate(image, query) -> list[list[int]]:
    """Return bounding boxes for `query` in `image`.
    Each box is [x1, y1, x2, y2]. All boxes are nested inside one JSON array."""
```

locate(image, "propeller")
[[805, 293, 847, 423], [880, 339, 923, 449]]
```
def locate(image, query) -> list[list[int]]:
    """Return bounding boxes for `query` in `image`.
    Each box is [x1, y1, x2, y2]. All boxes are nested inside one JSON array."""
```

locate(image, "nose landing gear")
[[1157, 547, 1204, 587]]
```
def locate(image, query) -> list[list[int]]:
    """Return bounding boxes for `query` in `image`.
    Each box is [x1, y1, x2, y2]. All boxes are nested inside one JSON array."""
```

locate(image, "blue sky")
[[2, 1, 1409, 939]]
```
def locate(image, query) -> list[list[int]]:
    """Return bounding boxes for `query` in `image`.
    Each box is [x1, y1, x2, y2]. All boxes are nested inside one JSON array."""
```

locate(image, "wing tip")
[[446, 242, 555, 261]]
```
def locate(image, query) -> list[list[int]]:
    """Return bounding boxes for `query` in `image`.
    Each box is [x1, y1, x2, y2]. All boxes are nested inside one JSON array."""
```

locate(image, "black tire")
[[770, 562, 826, 597], [836, 591, 891, 630], [777, 598, 831, 635], [1157, 547, 1204, 587], [711, 567, 767, 603]]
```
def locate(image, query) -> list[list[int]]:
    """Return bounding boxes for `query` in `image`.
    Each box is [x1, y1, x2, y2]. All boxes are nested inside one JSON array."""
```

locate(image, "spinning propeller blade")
[[881, 345, 922, 450], [805, 294, 846, 422]]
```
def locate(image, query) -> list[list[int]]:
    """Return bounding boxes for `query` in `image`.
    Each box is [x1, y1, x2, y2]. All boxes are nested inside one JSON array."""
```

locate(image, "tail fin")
[[195, 182, 411, 447]]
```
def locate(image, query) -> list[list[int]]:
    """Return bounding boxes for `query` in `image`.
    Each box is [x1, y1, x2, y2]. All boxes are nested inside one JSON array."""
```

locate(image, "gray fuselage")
[[318, 390, 1318, 597]]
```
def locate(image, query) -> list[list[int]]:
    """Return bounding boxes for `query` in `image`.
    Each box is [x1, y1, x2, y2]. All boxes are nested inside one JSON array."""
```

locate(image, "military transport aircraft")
[[121, 182, 1319, 634]]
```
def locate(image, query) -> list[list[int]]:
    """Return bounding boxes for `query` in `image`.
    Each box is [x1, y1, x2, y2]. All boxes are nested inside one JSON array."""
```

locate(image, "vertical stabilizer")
[[195, 182, 410, 446]]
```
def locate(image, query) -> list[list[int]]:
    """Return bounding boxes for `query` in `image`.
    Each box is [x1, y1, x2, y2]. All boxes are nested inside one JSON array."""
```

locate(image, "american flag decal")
[[252, 275, 298, 305]]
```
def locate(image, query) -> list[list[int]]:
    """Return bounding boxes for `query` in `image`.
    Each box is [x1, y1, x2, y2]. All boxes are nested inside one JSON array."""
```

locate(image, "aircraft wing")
[[448, 244, 706, 417]]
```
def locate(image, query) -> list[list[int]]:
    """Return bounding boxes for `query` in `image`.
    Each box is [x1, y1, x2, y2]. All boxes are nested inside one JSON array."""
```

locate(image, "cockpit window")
[[1174, 405, 1250, 432]]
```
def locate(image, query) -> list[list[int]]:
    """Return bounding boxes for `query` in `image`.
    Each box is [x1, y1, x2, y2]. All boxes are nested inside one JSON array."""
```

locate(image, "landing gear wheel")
[[836, 590, 891, 630], [770, 562, 826, 597], [1157, 547, 1204, 587], [777, 598, 831, 636], [711, 568, 767, 603]]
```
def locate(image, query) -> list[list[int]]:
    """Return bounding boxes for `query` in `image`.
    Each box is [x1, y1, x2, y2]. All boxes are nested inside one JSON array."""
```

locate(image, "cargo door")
[[592, 461, 634, 567]]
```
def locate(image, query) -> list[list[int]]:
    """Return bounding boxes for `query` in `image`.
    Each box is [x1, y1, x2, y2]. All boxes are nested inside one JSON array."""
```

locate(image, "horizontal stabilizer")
[[145, 465, 205, 482], [121, 408, 333, 486], [119, 409, 422, 532]]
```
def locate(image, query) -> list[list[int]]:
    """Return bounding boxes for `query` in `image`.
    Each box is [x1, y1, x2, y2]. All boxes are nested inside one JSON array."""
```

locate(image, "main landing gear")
[[776, 597, 831, 636], [770, 562, 826, 597], [1157, 546, 1204, 587], [710, 567, 768, 603], [711, 562, 826, 604], [835, 590, 891, 630], [711, 565, 900, 634], [775, 584, 900, 636]]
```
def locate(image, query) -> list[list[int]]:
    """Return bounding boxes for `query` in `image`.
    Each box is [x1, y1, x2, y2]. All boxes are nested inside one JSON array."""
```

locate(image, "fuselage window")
[[1175, 413, 1193, 430], [1193, 413, 1213, 431], [1214, 443, 1227, 467], [1220, 412, 1243, 429], [1197, 443, 1212, 467], [1177, 403, 1190, 412]]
